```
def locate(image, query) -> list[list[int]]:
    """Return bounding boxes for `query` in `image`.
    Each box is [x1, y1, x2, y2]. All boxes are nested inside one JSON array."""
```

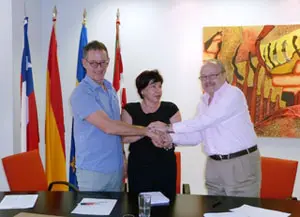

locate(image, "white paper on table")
[[71, 198, 117, 215], [0, 194, 38, 209], [230, 204, 291, 217], [204, 212, 248, 217]]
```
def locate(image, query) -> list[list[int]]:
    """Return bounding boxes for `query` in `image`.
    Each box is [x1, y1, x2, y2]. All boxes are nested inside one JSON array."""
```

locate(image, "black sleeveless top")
[[124, 101, 179, 165], [124, 101, 179, 198]]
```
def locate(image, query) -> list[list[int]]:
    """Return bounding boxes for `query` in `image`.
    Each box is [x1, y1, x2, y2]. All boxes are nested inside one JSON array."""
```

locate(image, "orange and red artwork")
[[203, 25, 300, 138]]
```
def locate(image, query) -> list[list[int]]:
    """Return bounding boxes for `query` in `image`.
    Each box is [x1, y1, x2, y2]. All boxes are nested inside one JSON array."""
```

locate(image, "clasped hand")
[[146, 121, 173, 149]]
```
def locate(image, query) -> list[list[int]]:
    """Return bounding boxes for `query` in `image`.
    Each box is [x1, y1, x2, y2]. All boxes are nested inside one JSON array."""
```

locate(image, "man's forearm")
[[104, 120, 148, 136], [170, 132, 202, 146], [122, 135, 144, 143]]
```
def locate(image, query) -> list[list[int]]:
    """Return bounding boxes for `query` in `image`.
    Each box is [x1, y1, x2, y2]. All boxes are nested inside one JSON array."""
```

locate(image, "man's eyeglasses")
[[199, 73, 221, 81], [86, 59, 110, 68]]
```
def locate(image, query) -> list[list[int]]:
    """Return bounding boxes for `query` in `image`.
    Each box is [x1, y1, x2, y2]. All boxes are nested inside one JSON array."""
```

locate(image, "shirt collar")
[[83, 75, 113, 91]]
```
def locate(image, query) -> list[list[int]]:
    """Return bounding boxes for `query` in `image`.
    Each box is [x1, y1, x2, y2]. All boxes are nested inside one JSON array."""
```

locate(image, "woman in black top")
[[121, 69, 181, 199]]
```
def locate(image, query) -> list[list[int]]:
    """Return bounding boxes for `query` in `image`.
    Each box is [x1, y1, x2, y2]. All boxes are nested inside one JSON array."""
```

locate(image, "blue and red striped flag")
[[69, 21, 88, 189], [20, 17, 40, 152]]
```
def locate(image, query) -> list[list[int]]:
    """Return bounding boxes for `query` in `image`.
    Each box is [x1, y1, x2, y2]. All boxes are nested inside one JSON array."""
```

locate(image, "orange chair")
[[2, 149, 78, 192], [261, 156, 298, 199], [175, 152, 190, 194]]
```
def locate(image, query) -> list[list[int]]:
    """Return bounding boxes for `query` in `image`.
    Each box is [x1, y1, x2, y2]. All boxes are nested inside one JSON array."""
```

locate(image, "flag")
[[69, 22, 88, 190], [45, 17, 67, 191], [113, 10, 127, 108], [20, 17, 39, 151]]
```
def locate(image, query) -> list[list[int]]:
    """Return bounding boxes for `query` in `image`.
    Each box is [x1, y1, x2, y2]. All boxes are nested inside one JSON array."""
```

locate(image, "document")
[[15, 212, 64, 217], [230, 204, 291, 217], [204, 212, 247, 217], [71, 198, 117, 215], [140, 192, 170, 206], [0, 194, 38, 209], [204, 204, 291, 217]]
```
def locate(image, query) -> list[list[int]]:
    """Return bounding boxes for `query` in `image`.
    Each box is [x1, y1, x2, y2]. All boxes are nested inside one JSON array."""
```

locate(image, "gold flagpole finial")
[[117, 8, 120, 20], [83, 8, 87, 25], [52, 6, 57, 20]]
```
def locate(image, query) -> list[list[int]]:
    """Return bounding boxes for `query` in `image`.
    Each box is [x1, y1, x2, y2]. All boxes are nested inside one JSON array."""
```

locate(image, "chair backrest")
[[175, 152, 181, 194], [261, 156, 298, 199], [2, 149, 48, 191]]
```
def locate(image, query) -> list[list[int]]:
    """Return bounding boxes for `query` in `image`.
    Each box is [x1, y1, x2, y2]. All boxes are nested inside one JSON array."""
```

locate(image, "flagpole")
[[83, 8, 87, 25], [116, 9, 120, 53], [46, 3, 68, 190], [20, 15, 27, 152], [53, 6, 57, 22], [69, 7, 89, 189], [116, 8, 120, 35], [113, 8, 126, 108]]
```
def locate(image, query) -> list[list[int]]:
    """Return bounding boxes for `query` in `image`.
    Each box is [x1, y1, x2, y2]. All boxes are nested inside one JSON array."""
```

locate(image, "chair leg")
[[122, 182, 128, 192], [182, 184, 190, 194], [48, 181, 78, 192]]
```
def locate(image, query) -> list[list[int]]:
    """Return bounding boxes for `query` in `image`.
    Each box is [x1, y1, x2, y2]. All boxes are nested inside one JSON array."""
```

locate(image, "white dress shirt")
[[170, 82, 257, 156]]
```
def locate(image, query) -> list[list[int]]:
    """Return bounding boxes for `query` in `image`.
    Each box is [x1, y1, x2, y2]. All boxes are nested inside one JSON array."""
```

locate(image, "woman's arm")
[[121, 109, 144, 143], [170, 111, 182, 124]]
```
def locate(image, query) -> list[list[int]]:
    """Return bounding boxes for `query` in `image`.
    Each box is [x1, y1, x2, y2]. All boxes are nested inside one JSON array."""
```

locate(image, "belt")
[[209, 145, 257, 161]]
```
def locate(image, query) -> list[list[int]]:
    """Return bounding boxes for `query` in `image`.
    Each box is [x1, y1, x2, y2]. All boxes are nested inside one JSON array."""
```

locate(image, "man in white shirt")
[[150, 59, 261, 197]]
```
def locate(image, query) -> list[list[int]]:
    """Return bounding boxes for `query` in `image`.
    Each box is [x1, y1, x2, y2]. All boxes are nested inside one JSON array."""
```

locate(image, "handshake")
[[146, 121, 174, 149]]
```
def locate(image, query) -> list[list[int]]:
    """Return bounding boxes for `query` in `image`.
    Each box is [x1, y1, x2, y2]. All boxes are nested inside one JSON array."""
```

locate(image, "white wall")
[[0, 0, 14, 191], [4, 0, 300, 197]]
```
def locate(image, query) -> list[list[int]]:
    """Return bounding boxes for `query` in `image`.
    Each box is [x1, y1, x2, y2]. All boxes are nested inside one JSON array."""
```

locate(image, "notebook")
[[140, 192, 170, 206]]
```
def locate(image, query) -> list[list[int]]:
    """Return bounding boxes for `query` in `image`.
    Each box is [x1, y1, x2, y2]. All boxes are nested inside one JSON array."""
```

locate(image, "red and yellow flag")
[[45, 15, 67, 191]]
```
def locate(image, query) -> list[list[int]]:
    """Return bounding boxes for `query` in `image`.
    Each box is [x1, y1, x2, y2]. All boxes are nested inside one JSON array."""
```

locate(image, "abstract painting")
[[203, 25, 300, 137]]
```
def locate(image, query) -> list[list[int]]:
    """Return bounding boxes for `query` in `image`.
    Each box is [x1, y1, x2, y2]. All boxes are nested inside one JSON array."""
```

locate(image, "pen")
[[80, 202, 106, 205], [212, 200, 221, 208]]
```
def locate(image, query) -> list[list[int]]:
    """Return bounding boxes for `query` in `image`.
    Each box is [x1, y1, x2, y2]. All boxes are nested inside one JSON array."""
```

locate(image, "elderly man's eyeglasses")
[[86, 59, 110, 68], [199, 73, 221, 81]]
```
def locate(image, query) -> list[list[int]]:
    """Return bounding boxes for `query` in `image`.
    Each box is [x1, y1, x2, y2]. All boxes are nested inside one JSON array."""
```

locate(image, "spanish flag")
[[45, 15, 67, 191]]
